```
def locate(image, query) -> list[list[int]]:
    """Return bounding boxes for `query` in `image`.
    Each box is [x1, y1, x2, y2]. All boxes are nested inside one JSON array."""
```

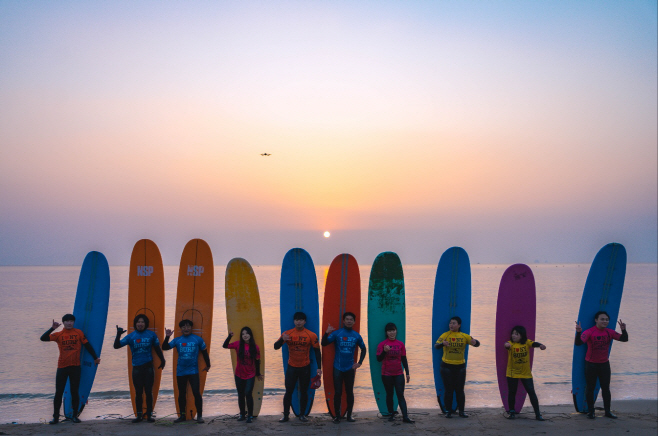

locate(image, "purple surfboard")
[[495, 264, 536, 412]]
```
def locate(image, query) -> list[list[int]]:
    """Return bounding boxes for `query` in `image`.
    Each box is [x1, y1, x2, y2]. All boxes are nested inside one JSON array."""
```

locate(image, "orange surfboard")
[[127, 239, 165, 416], [173, 239, 214, 420], [322, 254, 361, 418]]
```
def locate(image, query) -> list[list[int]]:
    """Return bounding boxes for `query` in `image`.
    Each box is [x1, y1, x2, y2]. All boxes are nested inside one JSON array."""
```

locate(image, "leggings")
[[333, 368, 356, 417], [283, 364, 310, 416], [234, 375, 256, 416], [440, 362, 466, 413], [132, 362, 155, 415], [176, 374, 202, 417], [585, 361, 612, 412], [506, 377, 540, 415], [382, 374, 408, 418], [54, 365, 81, 418]]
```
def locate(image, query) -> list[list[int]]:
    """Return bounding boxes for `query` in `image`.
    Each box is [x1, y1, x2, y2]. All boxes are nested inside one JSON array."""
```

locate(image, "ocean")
[[0, 263, 655, 423]]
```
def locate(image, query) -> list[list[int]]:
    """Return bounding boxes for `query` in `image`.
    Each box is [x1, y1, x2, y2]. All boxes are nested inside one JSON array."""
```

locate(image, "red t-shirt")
[[227, 341, 261, 380], [376, 339, 406, 376], [280, 328, 319, 368], [581, 326, 622, 363], [50, 328, 89, 368]]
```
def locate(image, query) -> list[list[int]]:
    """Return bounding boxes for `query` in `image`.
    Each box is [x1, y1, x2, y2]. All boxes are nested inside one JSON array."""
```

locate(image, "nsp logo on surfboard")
[[137, 266, 154, 276], [187, 265, 204, 276]]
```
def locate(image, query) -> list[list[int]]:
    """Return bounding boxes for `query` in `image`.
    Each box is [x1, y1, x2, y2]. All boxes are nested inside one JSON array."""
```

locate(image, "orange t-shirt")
[[281, 328, 319, 368], [50, 328, 89, 368]]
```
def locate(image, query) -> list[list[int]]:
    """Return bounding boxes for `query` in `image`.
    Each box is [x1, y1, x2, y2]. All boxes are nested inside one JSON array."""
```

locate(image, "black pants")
[[382, 374, 408, 418], [585, 361, 612, 412], [506, 377, 540, 415], [133, 362, 155, 415], [235, 375, 256, 417], [440, 362, 466, 413], [54, 365, 81, 418], [333, 368, 356, 417], [283, 364, 310, 416], [176, 373, 202, 417]]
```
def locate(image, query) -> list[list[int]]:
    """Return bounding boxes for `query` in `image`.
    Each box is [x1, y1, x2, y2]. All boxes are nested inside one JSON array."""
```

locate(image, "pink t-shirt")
[[228, 341, 261, 379], [376, 339, 406, 376], [580, 326, 621, 363]]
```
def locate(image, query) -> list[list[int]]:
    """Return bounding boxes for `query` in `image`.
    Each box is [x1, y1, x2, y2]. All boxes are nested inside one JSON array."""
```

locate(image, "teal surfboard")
[[368, 252, 406, 415], [63, 251, 110, 418]]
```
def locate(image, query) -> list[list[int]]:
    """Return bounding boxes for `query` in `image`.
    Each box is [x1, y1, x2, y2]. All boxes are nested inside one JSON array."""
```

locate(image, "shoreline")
[[1, 399, 656, 435]]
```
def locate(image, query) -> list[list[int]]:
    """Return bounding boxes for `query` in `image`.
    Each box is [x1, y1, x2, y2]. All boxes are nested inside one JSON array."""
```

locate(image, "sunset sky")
[[1, 1, 656, 266]]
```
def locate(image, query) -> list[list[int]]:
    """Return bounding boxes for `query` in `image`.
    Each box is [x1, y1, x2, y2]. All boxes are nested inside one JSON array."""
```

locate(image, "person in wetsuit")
[[40, 314, 101, 424], [114, 314, 166, 423], [321, 312, 367, 424], [434, 316, 480, 418], [223, 326, 263, 423], [376, 322, 413, 423], [162, 319, 210, 424], [575, 311, 628, 419], [274, 311, 322, 423], [504, 325, 546, 421]]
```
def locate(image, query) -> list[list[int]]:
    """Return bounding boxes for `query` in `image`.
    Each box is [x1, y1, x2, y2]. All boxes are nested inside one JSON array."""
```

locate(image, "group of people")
[[41, 310, 628, 425]]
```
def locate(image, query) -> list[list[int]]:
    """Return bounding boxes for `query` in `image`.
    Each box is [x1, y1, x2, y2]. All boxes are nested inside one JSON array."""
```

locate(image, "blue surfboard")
[[432, 247, 471, 413], [63, 251, 110, 418], [280, 248, 320, 416], [572, 243, 626, 413]]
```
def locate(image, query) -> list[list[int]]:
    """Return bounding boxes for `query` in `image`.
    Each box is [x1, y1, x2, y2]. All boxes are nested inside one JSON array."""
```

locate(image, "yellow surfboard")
[[127, 239, 165, 416], [173, 238, 214, 420], [224, 258, 265, 417]]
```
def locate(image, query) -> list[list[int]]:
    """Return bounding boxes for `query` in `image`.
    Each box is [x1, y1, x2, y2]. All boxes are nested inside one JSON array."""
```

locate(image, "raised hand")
[[326, 324, 335, 334], [539, 344, 547, 350], [52, 319, 61, 330], [575, 321, 582, 333], [228, 330, 234, 337], [116, 325, 126, 335], [165, 328, 173, 337], [618, 319, 626, 330]]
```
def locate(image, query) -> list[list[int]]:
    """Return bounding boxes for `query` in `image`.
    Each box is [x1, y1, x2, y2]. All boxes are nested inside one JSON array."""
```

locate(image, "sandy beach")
[[1, 400, 655, 436]]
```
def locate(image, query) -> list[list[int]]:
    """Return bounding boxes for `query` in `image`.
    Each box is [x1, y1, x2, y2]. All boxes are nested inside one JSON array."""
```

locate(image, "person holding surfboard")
[[223, 327, 263, 423], [40, 314, 101, 424], [504, 325, 546, 421], [321, 312, 367, 424], [376, 322, 413, 423], [114, 314, 166, 423], [274, 311, 322, 423], [162, 319, 211, 424], [434, 316, 480, 418], [575, 311, 628, 419]]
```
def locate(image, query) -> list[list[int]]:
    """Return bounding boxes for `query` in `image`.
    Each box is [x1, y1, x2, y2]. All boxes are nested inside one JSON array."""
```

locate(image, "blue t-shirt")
[[326, 328, 366, 372], [120, 330, 160, 367], [169, 334, 207, 376]]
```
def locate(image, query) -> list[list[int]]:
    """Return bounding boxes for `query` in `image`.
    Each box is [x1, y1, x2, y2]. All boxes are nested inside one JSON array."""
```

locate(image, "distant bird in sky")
[[260, 153, 271, 156]]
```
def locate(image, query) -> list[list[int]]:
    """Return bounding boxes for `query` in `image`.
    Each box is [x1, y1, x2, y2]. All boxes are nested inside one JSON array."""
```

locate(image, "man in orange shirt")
[[41, 314, 101, 424], [274, 312, 322, 423]]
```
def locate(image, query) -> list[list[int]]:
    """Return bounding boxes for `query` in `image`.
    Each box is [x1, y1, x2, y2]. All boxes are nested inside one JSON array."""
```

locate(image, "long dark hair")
[[238, 326, 258, 364], [510, 325, 528, 344]]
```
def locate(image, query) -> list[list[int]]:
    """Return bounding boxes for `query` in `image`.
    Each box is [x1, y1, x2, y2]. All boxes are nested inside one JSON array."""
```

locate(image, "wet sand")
[[1, 399, 656, 435]]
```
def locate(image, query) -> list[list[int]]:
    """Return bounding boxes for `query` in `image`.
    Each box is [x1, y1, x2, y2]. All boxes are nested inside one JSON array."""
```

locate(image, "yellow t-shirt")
[[436, 331, 472, 365], [506, 340, 534, 378]]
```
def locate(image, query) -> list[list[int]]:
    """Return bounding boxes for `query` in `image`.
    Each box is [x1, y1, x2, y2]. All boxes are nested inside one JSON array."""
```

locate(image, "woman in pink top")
[[223, 327, 263, 423], [575, 310, 628, 419], [376, 322, 413, 423]]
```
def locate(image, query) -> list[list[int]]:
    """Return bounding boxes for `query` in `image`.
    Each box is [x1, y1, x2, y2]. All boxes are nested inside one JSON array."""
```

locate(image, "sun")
[[323, 231, 331, 238]]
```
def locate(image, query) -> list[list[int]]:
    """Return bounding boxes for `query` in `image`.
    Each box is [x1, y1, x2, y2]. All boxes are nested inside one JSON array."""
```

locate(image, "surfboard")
[[280, 248, 320, 417], [432, 247, 471, 413], [127, 239, 165, 417], [572, 243, 627, 413], [495, 264, 536, 412], [173, 238, 214, 420], [63, 251, 110, 418], [368, 251, 405, 416], [225, 257, 265, 417], [322, 253, 361, 418]]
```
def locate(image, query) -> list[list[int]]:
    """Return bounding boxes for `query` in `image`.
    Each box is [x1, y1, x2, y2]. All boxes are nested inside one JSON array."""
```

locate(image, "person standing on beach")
[[40, 314, 101, 424], [274, 311, 322, 423], [434, 316, 480, 418], [114, 314, 166, 423], [223, 327, 263, 423], [504, 325, 546, 421], [575, 311, 628, 419], [162, 319, 210, 424], [321, 312, 367, 424], [376, 322, 413, 423]]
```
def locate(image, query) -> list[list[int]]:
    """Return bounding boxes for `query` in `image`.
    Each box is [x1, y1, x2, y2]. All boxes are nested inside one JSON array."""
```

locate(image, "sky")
[[1, 1, 656, 266]]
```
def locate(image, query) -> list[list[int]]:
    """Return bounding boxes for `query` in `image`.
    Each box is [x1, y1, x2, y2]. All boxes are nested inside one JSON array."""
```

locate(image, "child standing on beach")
[[223, 327, 263, 423], [504, 325, 546, 421]]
